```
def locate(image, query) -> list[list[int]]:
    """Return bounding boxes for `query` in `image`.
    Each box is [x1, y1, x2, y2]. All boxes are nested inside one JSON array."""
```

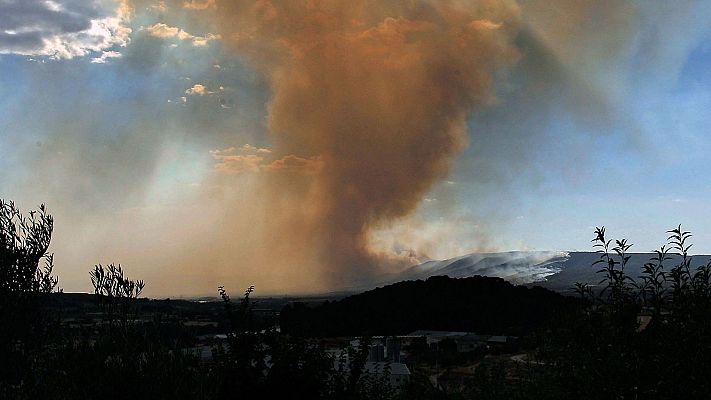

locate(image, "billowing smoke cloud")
[[203, 0, 521, 286], [4, 0, 708, 296]]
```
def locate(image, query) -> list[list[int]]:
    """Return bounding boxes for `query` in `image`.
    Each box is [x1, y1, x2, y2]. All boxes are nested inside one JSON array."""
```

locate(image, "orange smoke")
[[205, 0, 522, 286]]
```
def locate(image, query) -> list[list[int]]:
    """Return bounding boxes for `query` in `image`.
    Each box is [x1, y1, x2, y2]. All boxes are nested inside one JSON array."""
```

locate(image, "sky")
[[1, 0, 710, 296]]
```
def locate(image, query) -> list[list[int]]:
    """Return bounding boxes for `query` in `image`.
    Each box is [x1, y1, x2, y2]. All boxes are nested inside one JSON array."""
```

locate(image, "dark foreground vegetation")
[[4, 199, 711, 399], [281, 275, 581, 337]]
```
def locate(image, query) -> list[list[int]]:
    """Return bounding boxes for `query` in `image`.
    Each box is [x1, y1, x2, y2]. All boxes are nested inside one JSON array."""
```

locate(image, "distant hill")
[[534, 252, 711, 292], [389, 251, 568, 285], [47, 292, 312, 322], [280, 275, 582, 337], [375, 251, 711, 294]]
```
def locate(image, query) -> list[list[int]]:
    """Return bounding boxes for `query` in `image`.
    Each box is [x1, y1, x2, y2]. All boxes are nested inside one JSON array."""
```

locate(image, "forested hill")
[[279, 275, 583, 337]]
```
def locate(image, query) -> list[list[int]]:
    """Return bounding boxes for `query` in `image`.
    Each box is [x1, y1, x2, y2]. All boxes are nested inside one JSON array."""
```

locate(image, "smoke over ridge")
[[200, 0, 522, 286], [6, 0, 703, 295]]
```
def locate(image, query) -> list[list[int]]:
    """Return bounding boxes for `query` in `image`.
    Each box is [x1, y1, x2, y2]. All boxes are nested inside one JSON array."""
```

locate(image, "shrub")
[[0, 200, 59, 392]]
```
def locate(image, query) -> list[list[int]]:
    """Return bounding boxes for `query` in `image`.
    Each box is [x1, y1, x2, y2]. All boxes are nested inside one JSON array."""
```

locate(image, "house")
[[455, 334, 489, 353], [487, 335, 509, 345], [405, 330, 469, 346], [486, 335, 519, 352], [364, 362, 411, 388], [386, 337, 402, 362]]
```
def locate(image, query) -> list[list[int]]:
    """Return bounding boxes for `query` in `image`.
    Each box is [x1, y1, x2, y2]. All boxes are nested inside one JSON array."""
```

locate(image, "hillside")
[[378, 251, 711, 294], [280, 275, 582, 337]]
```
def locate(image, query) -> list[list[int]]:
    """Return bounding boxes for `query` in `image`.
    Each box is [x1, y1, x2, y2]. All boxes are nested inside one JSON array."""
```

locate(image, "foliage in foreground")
[[394, 225, 711, 400], [528, 225, 711, 400], [4, 198, 711, 399], [0, 200, 59, 394], [0, 200, 402, 400]]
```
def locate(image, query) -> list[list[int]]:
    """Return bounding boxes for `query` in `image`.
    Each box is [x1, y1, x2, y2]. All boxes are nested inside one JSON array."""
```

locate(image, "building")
[[455, 334, 489, 353], [406, 330, 469, 346], [364, 362, 411, 388], [386, 337, 402, 362]]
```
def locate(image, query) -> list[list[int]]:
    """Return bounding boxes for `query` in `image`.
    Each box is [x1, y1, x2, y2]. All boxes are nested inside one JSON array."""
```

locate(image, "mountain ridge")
[[374, 251, 711, 293]]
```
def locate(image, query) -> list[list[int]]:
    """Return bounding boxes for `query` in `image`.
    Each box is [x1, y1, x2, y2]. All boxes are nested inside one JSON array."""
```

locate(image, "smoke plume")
[[203, 0, 521, 287], [5, 0, 706, 295]]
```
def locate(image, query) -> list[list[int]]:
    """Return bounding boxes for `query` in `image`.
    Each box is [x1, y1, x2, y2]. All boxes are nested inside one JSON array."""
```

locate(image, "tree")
[[0, 200, 59, 391], [90, 263, 145, 330], [0, 200, 58, 294]]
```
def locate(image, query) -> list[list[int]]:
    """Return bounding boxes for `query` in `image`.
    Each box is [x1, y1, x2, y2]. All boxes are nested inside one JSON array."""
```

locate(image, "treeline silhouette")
[[5, 199, 711, 399], [0, 200, 58, 391], [280, 275, 582, 337], [526, 226, 711, 400], [0, 200, 408, 399]]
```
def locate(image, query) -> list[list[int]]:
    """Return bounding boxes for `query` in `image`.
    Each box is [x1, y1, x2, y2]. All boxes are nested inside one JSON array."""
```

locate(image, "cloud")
[[151, 1, 167, 12], [183, 83, 226, 99], [0, 0, 132, 59], [470, 19, 503, 30], [240, 144, 271, 154], [210, 145, 321, 175], [142, 22, 220, 46], [190, 33, 219, 46], [211, 153, 264, 174], [262, 155, 323, 174], [142, 22, 179, 38], [90, 50, 122, 63], [185, 83, 207, 95], [210, 145, 266, 174], [212, 144, 272, 156], [183, 0, 215, 10]]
